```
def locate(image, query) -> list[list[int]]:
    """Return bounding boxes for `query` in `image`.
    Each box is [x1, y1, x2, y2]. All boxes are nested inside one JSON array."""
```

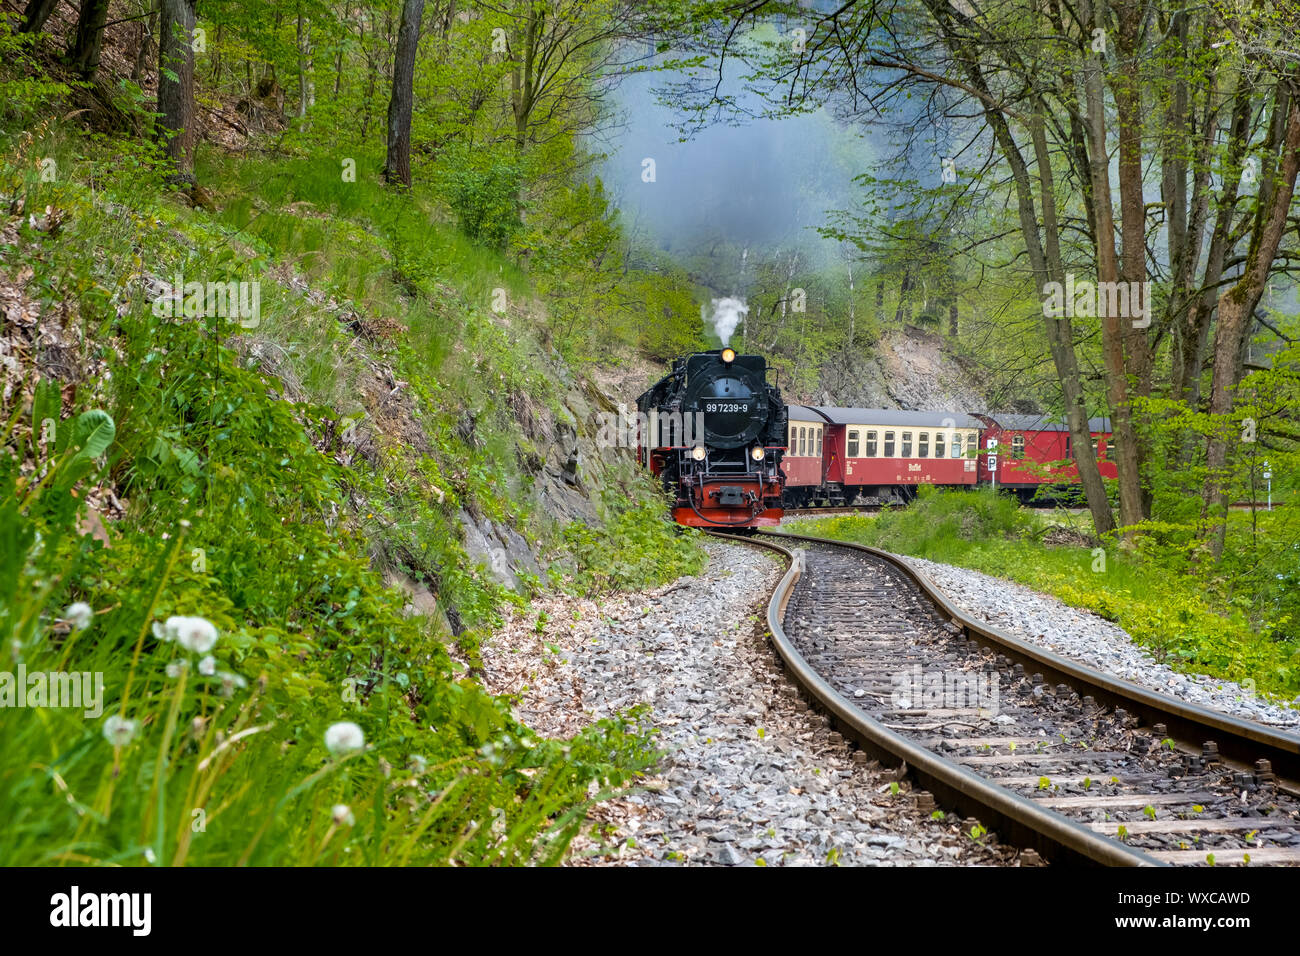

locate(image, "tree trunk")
[[132, 5, 159, 83], [511, 2, 539, 151], [1081, 0, 1143, 537], [1030, 113, 1116, 537], [1201, 89, 1300, 559], [384, 0, 425, 188], [69, 0, 112, 78], [297, 3, 315, 118], [20, 0, 60, 34], [158, 0, 198, 180]]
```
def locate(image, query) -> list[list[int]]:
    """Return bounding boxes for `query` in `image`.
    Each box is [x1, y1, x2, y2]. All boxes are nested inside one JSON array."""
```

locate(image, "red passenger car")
[[974, 413, 1116, 496], [783, 405, 829, 505], [785, 407, 981, 505]]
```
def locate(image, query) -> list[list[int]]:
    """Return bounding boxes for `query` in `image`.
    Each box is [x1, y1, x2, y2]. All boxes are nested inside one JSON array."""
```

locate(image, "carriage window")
[[816, 430, 822, 456], [800, 427, 807, 456], [1091, 437, 1099, 458], [966, 432, 977, 457], [1012, 435, 1025, 459], [951, 434, 962, 457], [884, 430, 896, 457], [918, 432, 929, 458], [847, 430, 860, 457], [901, 431, 913, 457], [865, 430, 878, 457], [933, 433, 945, 457]]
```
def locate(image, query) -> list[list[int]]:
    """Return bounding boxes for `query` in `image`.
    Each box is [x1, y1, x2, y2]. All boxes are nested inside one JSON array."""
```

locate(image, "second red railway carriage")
[[974, 413, 1117, 494], [783, 406, 1116, 505]]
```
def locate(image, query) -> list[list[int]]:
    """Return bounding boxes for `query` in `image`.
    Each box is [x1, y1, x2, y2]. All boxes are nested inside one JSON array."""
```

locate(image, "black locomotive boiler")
[[635, 348, 786, 528]]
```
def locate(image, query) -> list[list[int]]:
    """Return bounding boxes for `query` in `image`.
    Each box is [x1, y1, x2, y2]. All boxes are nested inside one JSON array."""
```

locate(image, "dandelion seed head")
[[172, 616, 218, 654], [324, 721, 365, 756], [103, 714, 139, 747], [217, 671, 247, 697], [332, 804, 355, 826], [198, 655, 216, 676], [64, 602, 93, 630]]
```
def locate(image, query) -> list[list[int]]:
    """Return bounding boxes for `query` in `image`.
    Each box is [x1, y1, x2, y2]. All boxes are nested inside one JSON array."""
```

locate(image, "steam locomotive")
[[635, 348, 786, 527]]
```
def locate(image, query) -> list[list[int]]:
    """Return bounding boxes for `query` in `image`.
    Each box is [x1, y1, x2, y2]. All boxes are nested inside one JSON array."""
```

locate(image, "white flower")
[[165, 660, 188, 678], [152, 620, 169, 641], [324, 721, 365, 756], [102, 715, 139, 746], [64, 602, 93, 630], [143, 848, 157, 864], [331, 804, 355, 826], [217, 671, 247, 697], [172, 616, 218, 654], [198, 655, 216, 676]]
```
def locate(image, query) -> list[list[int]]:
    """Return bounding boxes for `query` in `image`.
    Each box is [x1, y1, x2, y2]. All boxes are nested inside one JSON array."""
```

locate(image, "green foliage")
[[801, 486, 1033, 554], [563, 491, 707, 593], [0, 19, 70, 127], [439, 145, 523, 252], [0, 107, 691, 865]]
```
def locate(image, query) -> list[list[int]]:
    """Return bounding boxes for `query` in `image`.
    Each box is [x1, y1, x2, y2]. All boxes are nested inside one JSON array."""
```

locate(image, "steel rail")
[[767, 529, 1300, 791], [710, 530, 1162, 866]]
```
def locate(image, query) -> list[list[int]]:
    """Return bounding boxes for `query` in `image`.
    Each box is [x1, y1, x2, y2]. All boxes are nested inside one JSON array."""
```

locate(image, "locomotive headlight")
[[691, 446, 706, 461], [721, 348, 736, 363], [750, 445, 765, 461]]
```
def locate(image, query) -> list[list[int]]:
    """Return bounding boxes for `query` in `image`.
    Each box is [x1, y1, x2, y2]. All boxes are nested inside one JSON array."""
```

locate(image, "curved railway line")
[[713, 529, 1300, 866]]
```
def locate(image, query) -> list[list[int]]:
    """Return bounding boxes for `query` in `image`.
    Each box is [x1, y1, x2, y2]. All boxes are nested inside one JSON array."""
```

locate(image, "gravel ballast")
[[479, 539, 1018, 866], [896, 554, 1300, 730]]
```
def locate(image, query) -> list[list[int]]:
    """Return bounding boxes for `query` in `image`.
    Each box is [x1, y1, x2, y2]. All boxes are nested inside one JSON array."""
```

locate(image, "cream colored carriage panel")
[[787, 419, 823, 458]]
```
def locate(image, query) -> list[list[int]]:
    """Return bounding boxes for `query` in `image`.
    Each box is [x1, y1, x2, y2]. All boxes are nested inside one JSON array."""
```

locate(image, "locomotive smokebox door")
[[684, 353, 767, 450], [716, 486, 746, 506]]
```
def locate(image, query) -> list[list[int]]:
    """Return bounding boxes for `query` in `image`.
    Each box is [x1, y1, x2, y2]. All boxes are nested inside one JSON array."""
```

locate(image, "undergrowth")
[[0, 112, 691, 863]]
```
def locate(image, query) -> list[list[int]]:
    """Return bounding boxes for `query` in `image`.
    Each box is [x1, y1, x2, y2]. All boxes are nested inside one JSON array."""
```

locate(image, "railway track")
[[714, 528, 1300, 866]]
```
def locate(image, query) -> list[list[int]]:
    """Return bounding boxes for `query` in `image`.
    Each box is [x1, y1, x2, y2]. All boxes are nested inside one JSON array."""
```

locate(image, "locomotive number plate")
[[704, 402, 750, 413]]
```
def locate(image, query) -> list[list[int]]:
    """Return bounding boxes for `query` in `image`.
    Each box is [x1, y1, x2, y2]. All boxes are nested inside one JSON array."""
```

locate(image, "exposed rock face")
[[463, 373, 630, 592], [815, 325, 987, 413], [459, 509, 544, 592]]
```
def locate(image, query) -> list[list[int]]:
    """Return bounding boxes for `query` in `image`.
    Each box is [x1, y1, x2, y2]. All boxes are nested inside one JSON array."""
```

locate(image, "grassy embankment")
[[0, 114, 704, 864]]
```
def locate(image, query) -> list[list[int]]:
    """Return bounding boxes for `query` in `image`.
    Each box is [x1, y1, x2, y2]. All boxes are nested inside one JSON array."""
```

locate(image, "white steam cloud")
[[704, 296, 748, 347]]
